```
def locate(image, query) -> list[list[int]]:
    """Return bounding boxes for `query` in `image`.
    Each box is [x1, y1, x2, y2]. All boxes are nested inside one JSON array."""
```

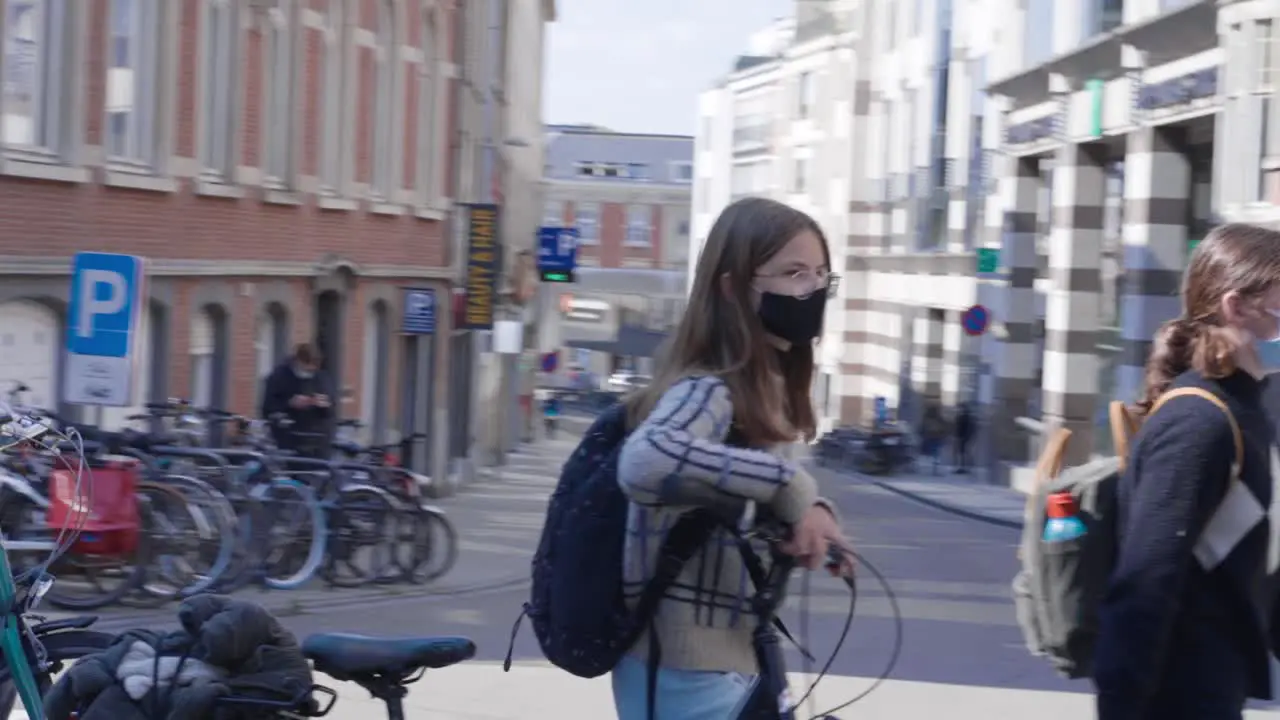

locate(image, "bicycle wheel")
[[154, 474, 238, 597], [253, 479, 327, 590], [125, 481, 213, 607], [1, 494, 149, 612], [321, 486, 398, 588], [401, 508, 458, 583]]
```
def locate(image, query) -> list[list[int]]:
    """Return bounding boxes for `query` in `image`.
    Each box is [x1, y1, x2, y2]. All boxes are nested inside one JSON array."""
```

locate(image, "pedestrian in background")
[[542, 393, 561, 439], [953, 401, 974, 474], [1093, 224, 1280, 720], [260, 343, 335, 458], [919, 401, 948, 475], [612, 197, 854, 720]]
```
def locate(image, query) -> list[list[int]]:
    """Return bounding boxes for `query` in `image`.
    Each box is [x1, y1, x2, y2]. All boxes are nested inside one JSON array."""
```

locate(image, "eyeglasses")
[[754, 269, 841, 298]]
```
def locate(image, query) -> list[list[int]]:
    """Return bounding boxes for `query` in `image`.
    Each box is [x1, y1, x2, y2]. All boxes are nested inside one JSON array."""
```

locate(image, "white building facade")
[[693, 0, 1278, 478], [692, 6, 861, 432]]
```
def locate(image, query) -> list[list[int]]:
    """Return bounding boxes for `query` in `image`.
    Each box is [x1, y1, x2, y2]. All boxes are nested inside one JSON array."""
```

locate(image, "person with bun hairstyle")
[[1094, 224, 1280, 719]]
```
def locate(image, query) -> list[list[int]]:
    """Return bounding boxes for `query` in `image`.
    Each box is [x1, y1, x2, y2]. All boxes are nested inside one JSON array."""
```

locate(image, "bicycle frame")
[[727, 548, 798, 720], [0, 545, 44, 719]]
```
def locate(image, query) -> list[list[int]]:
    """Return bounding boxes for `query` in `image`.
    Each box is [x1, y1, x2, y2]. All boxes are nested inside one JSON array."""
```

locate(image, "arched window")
[[254, 303, 289, 397], [360, 300, 391, 442], [191, 304, 228, 411]]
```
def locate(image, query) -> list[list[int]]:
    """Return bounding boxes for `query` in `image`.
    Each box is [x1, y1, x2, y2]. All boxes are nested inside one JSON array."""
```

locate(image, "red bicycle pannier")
[[46, 457, 141, 556]]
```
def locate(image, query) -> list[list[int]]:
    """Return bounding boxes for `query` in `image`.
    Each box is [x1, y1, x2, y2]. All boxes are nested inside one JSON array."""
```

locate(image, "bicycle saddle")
[[332, 439, 363, 455], [301, 633, 476, 680]]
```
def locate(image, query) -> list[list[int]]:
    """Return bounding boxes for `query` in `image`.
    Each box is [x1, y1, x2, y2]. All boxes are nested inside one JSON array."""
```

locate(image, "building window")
[[670, 161, 693, 182], [1023, 0, 1052, 68], [370, 0, 397, 198], [797, 71, 815, 119], [319, 0, 345, 192], [416, 9, 441, 206], [1259, 19, 1276, 93], [2, 0, 68, 154], [625, 205, 651, 247], [106, 0, 159, 166], [575, 202, 599, 244], [793, 157, 809, 194], [263, 5, 294, 185], [200, 0, 237, 177]]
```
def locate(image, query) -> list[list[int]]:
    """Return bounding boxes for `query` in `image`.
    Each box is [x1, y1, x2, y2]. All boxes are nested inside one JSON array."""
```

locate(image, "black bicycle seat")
[[301, 633, 476, 680], [332, 439, 362, 455]]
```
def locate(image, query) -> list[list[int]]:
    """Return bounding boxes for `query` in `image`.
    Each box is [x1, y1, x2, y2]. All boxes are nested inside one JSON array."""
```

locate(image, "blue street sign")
[[537, 226, 579, 272], [961, 304, 990, 336], [64, 252, 146, 406], [402, 288, 437, 334]]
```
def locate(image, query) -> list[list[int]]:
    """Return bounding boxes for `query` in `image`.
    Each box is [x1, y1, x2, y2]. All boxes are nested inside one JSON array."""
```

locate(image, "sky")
[[543, 0, 792, 137]]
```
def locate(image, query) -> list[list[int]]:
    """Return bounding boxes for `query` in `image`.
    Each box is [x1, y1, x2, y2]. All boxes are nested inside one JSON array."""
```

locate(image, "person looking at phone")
[[261, 343, 335, 457]]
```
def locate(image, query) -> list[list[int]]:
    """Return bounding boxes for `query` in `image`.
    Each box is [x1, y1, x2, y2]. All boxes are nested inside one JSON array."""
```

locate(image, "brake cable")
[[792, 548, 903, 718]]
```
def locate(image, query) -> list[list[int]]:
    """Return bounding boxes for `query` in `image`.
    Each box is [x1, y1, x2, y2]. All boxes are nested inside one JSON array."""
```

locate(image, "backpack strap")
[[1110, 401, 1140, 472], [1033, 427, 1073, 486], [1148, 387, 1244, 479]]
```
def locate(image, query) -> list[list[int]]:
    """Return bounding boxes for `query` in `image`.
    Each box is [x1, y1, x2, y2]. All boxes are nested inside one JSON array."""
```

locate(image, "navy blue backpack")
[[502, 403, 715, 679]]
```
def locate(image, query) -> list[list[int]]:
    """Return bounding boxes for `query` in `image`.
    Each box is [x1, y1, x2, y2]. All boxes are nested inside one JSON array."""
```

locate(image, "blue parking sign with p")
[[67, 253, 143, 357], [402, 288, 437, 334], [64, 253, 145, 406]]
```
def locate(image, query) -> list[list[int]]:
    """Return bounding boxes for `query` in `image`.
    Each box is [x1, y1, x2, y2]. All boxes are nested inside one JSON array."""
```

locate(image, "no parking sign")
[[961, 305, 990, 337]]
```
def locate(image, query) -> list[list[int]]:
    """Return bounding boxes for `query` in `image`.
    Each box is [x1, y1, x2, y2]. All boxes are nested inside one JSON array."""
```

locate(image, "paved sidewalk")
[[314, 661, 1279, 719], [871, 474, 1026, 529], [811, 462, 1027, 529], [14, 664, 1278, 719]]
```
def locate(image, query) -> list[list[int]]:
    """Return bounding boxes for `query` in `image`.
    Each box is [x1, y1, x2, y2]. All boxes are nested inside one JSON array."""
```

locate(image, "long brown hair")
[[1138, 223, 1280, 414], [625, 197, 831, 445]]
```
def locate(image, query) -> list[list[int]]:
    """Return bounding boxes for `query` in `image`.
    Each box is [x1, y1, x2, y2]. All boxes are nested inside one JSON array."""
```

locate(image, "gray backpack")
[[1012, 387, 1243, 678]]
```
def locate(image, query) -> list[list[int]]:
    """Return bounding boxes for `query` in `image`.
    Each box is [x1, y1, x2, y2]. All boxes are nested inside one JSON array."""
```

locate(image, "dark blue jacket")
[[1094, 370, 1278, 719]]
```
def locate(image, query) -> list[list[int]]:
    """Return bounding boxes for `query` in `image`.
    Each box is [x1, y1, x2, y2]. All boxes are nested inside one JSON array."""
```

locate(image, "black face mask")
[[757, 290, 827, 346]]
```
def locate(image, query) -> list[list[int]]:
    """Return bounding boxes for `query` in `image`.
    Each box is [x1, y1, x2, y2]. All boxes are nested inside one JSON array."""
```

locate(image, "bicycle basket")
[[46, 457, 141, 556]]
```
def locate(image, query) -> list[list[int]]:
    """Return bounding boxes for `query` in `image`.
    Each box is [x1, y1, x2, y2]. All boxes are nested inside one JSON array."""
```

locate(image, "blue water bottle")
[[1042, 492, 1087, 542]]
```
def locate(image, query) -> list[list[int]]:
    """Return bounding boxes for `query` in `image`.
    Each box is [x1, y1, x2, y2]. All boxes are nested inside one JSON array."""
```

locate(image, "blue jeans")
[[612, 654, 753, 720]]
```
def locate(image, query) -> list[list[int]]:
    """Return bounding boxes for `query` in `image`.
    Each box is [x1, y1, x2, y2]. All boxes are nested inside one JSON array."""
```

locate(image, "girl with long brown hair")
[[611, 197, 853, 719], [1094, 223, 1280, 719]]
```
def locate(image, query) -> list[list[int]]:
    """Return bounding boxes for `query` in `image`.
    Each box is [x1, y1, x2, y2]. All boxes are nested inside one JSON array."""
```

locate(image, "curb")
[[865, 477, 1024, 531]]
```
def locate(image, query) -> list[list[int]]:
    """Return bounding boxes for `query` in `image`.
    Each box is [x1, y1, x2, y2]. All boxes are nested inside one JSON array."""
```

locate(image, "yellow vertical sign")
[[463, 204, 499, 329]]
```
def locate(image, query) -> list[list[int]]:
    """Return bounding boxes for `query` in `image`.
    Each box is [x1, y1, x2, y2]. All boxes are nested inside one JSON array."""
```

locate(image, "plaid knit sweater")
[[616, 375, 821, 675]]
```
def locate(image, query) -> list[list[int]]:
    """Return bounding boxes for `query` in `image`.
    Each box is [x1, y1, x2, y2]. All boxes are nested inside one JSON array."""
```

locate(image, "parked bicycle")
[[0, 386, 458, 612]]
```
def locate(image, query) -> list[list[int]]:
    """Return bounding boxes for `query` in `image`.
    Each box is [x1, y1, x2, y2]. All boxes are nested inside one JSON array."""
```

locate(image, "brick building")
[[0, 1, 469, 457], [538, 125, 692, 378]]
